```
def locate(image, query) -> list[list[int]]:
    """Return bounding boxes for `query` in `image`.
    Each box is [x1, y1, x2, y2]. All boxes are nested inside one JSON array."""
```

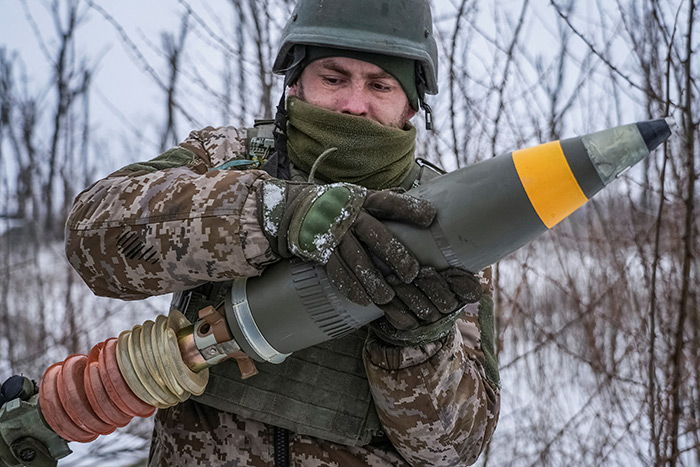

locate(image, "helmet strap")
[[420, 100, 433, 131], [282, 46, 308, 88], [416, 67, 433, 131], [261, 93, 292, 180]]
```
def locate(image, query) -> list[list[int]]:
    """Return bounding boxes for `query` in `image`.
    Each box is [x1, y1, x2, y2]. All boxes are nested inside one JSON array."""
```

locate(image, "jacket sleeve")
[[65, 126, 278, 300], [363, 297, 500, 466]]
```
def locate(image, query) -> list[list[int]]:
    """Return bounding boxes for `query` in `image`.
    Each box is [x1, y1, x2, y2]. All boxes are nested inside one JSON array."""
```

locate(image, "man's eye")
[[372, 82, 392, 92], [323, 76, 341, 85]]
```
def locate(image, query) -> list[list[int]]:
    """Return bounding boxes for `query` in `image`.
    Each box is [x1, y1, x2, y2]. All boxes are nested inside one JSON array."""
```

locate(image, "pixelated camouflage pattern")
[[66, 126, 500, 465], [149, 399, 409, 466], [364, 303, 499, 466], [65, 127, 278, 300], [179, 126, 253, 168]]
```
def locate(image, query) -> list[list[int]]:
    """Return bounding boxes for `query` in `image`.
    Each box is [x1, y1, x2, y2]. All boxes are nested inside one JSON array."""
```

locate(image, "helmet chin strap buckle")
[[416, 68, 433, 131], [421, 100, 433, 131]]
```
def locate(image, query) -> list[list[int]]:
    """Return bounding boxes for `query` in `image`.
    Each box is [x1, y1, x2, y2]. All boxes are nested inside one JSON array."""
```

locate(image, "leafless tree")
[[159, 14, 190, 152], [1, 1, 697, 465]]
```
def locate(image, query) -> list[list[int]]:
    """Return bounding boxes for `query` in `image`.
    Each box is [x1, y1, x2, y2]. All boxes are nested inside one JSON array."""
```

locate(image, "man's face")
[[288, 57, 417, 128]]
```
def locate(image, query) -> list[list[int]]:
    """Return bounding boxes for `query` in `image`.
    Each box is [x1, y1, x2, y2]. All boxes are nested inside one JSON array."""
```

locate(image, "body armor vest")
[[171, 122, 444, 446]]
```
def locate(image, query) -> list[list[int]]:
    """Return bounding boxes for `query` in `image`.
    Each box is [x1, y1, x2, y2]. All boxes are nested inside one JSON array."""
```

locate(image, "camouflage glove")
[[371, 267, 483, 346], [257, 180, 436, 306], [1, 376, 69, 467]]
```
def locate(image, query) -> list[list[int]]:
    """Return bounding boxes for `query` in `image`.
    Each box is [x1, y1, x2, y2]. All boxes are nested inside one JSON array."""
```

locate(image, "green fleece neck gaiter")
[[286, 97, 416, 190]]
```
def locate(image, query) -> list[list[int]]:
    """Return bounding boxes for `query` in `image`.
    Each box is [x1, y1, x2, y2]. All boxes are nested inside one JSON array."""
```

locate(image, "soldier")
[[64, 0, 500, 465]]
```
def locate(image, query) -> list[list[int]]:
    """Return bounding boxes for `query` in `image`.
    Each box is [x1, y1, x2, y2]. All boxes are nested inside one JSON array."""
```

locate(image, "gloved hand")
[[0, 375, 60, 467], [258, 180, 436, 306], [371, 267, 483, 346], [0, 376, 36, 407]]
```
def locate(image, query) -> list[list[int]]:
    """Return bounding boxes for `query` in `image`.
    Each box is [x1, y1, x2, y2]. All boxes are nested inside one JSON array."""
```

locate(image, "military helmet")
[[273, 0, 439, 95]]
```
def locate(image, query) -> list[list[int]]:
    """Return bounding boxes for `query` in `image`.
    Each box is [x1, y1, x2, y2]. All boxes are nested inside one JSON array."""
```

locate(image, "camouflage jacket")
[[65, 126, 500, 466]]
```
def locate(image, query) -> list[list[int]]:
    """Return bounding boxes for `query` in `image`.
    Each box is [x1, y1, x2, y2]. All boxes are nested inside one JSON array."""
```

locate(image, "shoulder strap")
[[261, 95, 292, 180]]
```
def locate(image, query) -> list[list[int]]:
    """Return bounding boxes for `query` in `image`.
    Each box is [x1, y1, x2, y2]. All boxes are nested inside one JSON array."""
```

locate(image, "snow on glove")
[[257, 180, 437, 306], [371, 267, 483, 346]]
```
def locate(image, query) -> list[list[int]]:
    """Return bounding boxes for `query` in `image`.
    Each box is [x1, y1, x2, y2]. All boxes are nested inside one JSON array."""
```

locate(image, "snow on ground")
[[2, 230, 695, 466]]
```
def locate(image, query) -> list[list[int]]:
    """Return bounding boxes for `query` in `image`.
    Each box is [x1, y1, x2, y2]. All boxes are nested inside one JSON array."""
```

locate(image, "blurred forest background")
[[0, 0, 698, 465]]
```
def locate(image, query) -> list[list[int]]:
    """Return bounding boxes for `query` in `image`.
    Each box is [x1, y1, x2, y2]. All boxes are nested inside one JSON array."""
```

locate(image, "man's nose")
[[338, 83, 370, 116]]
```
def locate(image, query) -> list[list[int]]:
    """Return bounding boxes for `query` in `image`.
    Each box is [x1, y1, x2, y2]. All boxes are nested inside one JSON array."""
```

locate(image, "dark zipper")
[[273, 426, 290, 467]]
